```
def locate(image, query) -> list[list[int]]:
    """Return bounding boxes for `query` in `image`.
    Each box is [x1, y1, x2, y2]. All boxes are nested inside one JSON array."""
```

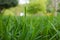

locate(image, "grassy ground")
[[0, 15, 60, 40]]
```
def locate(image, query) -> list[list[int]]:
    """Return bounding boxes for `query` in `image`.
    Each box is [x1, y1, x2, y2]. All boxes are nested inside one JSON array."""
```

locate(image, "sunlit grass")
[[0, 15, 60, 40]]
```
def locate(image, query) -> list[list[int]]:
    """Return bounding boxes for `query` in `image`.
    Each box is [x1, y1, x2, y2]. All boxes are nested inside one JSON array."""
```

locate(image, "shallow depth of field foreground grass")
[[0, 15, 60, 40]]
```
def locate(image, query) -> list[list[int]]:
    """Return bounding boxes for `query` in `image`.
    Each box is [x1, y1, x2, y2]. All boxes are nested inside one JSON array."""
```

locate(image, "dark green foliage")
[[0, 0, 18, 9]]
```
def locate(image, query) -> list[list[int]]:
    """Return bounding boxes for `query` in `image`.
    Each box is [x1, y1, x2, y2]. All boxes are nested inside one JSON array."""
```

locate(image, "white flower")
[[20, 12, 24, 16]]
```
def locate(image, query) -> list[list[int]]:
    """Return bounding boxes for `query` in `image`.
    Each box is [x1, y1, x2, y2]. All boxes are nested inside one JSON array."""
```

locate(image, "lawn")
[[0, 15, 60, 40]]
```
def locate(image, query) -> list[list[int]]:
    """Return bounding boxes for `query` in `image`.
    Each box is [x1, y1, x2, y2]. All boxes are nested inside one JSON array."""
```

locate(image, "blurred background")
[[2, 0, 60, 16]]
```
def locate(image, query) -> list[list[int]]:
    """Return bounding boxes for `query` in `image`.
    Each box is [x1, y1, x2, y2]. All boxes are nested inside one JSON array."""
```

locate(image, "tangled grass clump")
[[0, 15, 60, 40]]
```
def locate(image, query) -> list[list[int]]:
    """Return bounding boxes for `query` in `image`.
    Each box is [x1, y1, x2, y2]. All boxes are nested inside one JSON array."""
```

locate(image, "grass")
[[0, 15, 60, 40]]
